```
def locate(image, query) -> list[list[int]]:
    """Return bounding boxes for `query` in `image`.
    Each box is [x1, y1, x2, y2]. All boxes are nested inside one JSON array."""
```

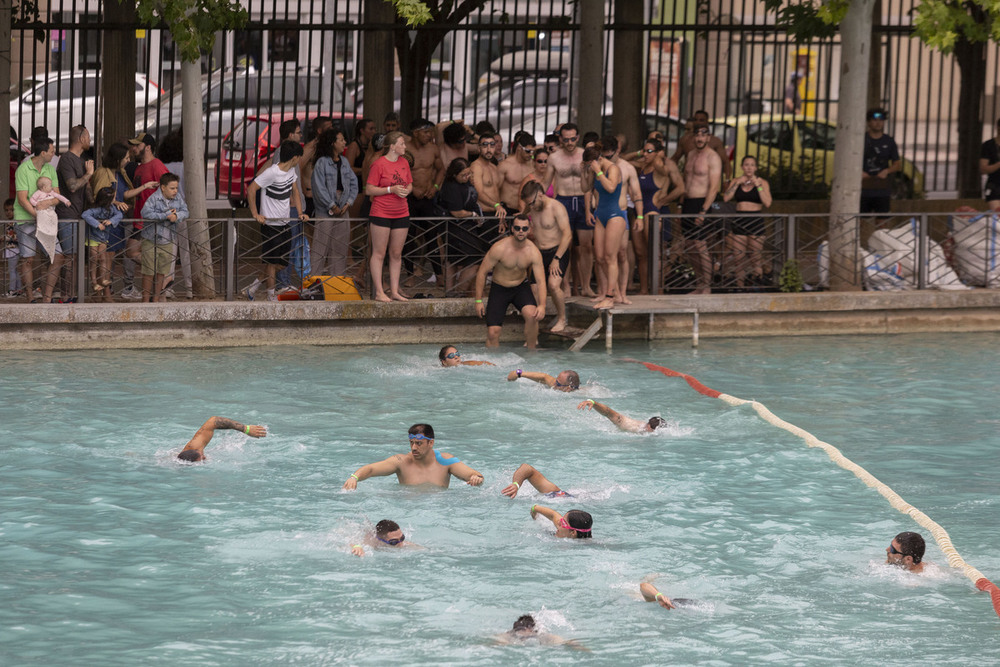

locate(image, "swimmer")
[[350, 519, 422, 557], [502, 463, 573, 499], [492, 614, 588, 650], [176, 416, 267, 462], [577, 399, 665, 433], [506, 368, 580, 392], [438, 345, 496, 367], [639, 582, 676, 609], [529, 504, 592, 539], [886, 531, 926, 573], [342, 423, 485, 489]]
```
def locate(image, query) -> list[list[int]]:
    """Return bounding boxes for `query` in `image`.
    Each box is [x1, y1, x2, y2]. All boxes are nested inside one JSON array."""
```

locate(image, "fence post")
[[785, 214, 796, 263], [650, 212, 662, 295], [76, 220, 86, 303], [917, 213, 928, 290], [225, 217, 236, 301]]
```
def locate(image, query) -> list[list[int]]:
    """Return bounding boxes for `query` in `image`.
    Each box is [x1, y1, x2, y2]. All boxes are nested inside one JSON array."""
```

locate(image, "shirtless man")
[[682, 124, 723, 294], [545, 123, 592, 296], [506, 368, 579, 392], [671, 110, 730, 176], [609, 136, 644, 303], [475, 214, 547, 348], [470, 134, 507, 231], [176, 416, 267, 462], [298, 116, 332, 216], [342, 423, 484, 489], [349, 519, 421, 557], [493, 615, 587, 650], [438, 120, 473, 166], [520, 181, 571, 331], [886, 531, 926, 573], [577, 399, 665, 433], [498, 134, 537, 212], [405, 118, 445, 284]]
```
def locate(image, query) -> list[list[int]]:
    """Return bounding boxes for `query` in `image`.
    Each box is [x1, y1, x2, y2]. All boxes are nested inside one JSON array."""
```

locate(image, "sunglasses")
[[378, 534, 405, 546], [545, 146, 556, 152], [644, 148, 657, 153], [695, 129, 710, 135], [479, 141, 496, 147], [871, 113, 886, 120], [408, 433, 432, 441], [445, 351, 461, 359], [535, 159, 548, 164], [511, 225, 530, 232], [561, 136, 579, 143]]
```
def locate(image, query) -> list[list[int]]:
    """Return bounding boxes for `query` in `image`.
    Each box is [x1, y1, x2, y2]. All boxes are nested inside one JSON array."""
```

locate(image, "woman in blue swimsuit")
[[584, 141, 630, 310]]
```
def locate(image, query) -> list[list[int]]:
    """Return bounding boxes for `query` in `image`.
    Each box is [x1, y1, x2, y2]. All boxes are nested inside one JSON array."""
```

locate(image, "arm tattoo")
[[213, 417, 245, 432]]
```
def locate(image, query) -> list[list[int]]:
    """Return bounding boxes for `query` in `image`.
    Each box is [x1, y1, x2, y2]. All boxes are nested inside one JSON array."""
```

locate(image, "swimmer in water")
[[350, 519, 422, 556], [529, 504, 593, 539], [506, 368, 580, 392], [492, 614, 588, 650], [886, 531, 926, 573], [639, 582, 676, 609], [501, 463, 574, 499], [577, 399, 665, 433], [438, 345, 496, 367], [176, 416, 267, 462], [342, 423, 485, 489]]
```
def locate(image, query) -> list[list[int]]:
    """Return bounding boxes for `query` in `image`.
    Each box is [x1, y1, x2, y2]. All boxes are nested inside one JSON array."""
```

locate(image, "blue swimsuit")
[[594, 177, 628, 228]]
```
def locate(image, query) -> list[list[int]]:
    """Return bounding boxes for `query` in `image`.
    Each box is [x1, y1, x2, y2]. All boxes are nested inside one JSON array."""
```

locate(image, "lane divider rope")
[[624, 358, 1000, 618]]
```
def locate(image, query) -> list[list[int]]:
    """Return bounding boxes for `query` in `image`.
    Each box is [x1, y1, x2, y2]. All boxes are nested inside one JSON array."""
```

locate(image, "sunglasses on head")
[[511, 224, 530, 232], [378, 534, 405, 546]]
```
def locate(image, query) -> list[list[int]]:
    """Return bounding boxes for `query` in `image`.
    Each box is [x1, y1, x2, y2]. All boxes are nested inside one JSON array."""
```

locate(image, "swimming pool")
[[1, 335, 997, 664]]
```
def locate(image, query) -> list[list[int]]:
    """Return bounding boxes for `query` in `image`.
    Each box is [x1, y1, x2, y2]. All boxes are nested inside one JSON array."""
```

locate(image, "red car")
[[215, 111, 357, 208]]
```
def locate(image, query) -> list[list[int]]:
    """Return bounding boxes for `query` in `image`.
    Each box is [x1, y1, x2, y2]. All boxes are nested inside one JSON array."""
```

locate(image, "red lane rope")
[[622, 358, 721, 398]]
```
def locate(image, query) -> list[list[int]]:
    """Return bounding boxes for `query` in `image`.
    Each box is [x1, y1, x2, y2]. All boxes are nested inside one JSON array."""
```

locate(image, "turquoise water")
[[1, 335, 998, 665]]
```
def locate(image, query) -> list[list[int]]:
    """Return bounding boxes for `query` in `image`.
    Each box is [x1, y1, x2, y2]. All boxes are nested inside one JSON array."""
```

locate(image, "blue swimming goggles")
[[378, 534, 405, 546], [408, 433, 432, 441], [445, 352, 461, 359]]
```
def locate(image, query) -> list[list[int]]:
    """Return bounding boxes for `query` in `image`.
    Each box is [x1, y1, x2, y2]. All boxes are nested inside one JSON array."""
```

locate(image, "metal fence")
[[5, 209, 998, 303], [8, 0, 999, 198]]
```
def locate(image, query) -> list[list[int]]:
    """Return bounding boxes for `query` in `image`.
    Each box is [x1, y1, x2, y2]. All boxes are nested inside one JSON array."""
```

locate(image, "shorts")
[[538, 246, 569, 282], [555, 195, 587, 233], [107, 222, 126, 254], [860, 192, 891, 214], [485, 279, 537, 327], [140, 240, 175, 276], [369, 215, 410, 231], [730, 216, 766, 237], [260, 224, 292, 265], [57, 219, 79, 255], [984, 183, 999, 202], [681, 197, 714, 241], [545, 490, 574, 498], [15, 222, 62, 259]]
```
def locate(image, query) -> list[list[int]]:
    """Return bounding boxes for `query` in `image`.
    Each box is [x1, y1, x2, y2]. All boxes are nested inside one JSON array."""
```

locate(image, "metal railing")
[[3, 210, 997, 303]]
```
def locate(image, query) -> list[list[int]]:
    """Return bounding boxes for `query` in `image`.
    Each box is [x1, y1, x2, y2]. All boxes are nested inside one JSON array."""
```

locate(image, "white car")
[[10, 72, 163, 149]]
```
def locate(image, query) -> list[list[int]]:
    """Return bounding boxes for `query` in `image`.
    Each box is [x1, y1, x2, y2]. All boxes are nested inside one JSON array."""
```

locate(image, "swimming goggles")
[[888, 543, 904, 556], [445, 352, 461, 359], [378, 535, 405, 546], [559, 516, 591, 533], [408, 433, 432, 441]]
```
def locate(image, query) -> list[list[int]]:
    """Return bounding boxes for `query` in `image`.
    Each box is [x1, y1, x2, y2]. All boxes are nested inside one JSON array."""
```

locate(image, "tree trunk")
[[577, 0, 604, 136], [867, 0, 881, 109], [828, 0, 874, 291], [363, 0, 396, 126], [0, 0, 11, 199], [182, 60, 216, 299], [398, 31, 440, 127], [610, 0, 642, 145], [101, 1, 137, 157], [954, 37, 986, 199]]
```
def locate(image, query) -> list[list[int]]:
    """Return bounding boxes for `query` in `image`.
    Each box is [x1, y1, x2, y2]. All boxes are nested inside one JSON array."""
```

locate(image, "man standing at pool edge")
[[342, 423, 484, 489]]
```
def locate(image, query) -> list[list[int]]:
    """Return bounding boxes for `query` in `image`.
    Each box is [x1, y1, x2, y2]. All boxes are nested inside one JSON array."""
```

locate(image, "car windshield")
[[12, 79, 42, 97], [224, 120, 271, 152]]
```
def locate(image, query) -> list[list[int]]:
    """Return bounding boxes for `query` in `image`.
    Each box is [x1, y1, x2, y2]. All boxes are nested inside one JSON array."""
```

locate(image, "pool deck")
[[3, 289, 1000, 350]]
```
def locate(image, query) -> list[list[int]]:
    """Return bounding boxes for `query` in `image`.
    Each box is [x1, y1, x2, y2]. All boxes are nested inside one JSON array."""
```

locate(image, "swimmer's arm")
[[503, 463, 560, 498], [181, 416, 265, 454], [343, 455, 401, 490], [449, 461, 484, 486], [577, 400, 632, 431], [212, 417, 266, 438], [640, 582, 676, 609], [507, 370, 556, 387], [529, 503, 562, 527]]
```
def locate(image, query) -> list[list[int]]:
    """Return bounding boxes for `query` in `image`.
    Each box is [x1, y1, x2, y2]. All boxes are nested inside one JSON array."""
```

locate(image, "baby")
[[28, 176, 71, 260]]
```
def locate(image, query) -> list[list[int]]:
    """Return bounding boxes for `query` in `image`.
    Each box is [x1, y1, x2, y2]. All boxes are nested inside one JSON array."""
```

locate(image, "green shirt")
[[14, 158, 59, 222]]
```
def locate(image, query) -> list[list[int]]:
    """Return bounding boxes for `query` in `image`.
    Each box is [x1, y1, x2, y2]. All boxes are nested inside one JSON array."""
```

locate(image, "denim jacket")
[[311, 156, 358, 216], [82, 205, 124, 245], [140, 188, 189, 244]]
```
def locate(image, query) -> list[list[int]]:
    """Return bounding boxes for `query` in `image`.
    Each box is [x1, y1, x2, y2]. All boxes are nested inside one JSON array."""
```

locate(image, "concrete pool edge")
[[2, 290, 1000, 350]]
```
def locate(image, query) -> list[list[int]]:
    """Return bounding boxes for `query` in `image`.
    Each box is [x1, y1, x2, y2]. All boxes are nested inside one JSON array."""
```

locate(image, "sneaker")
[[242, 278, 262, 301], [266, 289, 277, 301], [161, 288, 175, 300], [121, 285, 142, 300], [32, 288, 43, 300]]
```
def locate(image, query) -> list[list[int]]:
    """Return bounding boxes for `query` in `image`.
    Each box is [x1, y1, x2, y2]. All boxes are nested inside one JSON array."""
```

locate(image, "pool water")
[[1, 334, 998, 664]]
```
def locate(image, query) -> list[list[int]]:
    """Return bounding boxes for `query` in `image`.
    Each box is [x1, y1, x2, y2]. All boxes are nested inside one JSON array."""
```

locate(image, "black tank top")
[[733, 184, 763, 204]]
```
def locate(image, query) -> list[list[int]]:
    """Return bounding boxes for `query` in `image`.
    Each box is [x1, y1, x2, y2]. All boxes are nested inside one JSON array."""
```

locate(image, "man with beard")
[[519, 180, 570, 332], [681, 124, 722, 294]]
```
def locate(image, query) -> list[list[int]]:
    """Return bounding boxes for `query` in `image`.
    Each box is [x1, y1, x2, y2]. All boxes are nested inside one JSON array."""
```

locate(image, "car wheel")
[[892, 174, 914, 200]]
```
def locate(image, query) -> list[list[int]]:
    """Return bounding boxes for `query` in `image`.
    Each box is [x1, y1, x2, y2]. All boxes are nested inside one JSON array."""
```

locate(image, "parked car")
[[215, 110, 359, 207], [10, 72, 163, 149], [351, 77, 458, 117], [710, 114, 925, 199], [137, 68, 350, 158]]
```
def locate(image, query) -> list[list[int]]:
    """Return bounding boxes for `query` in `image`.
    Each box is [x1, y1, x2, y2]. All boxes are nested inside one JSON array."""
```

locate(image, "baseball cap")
[[130, 132, 156, 147]]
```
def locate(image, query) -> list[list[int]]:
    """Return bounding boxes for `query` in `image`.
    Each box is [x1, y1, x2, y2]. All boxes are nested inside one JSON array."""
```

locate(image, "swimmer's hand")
[[501, 482, 519, 498], [351, 545, 365, 557], [577, 399, 595, 411], [466, 473, 484, 486], [656, 595, 676, 610], [246, 425, 267, 438], [507, 370, 520, 381], [342, 477, 358, 491]]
